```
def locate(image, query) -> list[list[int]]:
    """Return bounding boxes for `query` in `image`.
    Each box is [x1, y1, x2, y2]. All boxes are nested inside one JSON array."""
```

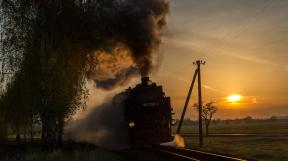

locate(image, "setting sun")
[[227, 94, 242, 103]]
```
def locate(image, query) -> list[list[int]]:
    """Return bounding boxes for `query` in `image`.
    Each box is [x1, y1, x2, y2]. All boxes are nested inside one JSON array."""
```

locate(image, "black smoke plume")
[[85, 0, 169, 89]]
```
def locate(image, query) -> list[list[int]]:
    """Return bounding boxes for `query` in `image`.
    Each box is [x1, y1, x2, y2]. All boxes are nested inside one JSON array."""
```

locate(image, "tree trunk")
[[39, 6, 57, 148], [41, 110, 57, 148], [0, 122, 8, 144], [15, 128, 20, 142], [41, 113, 46, 142], [205, 119, 210, 136], [205, 124, 209, 136], [56, 118, 64, 146], [24, 132, 27, 141], [30, 131, 34, 143], [30, 118, 34, 143]]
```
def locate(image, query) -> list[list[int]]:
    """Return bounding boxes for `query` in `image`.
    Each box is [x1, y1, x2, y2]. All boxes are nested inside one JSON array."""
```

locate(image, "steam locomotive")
[[124, 77, 174, 146]]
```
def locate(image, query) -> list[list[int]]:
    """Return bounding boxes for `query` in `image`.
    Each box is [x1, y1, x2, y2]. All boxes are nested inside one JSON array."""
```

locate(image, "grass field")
[[174, 123, 288, 161]]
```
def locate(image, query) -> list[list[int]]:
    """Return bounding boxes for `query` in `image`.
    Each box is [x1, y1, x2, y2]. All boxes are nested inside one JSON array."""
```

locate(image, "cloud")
[[164, 35, 288, 72], [221, 52, 286, 70], [202, 84, 219, 92], [158, 68, 219, 93]]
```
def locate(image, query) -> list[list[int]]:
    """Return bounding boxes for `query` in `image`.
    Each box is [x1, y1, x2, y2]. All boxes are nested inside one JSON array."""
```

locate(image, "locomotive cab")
[[125, 77, 174, 146]]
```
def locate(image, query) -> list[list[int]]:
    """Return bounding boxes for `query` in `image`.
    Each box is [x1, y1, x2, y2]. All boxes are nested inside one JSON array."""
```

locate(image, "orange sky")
[[79, 0, 288, 120], [150, 0, 288, 119]]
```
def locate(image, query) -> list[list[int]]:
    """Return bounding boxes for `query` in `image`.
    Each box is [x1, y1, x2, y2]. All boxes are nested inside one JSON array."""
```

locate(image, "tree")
[[0, 118, 8, 144], [0, 0, 122, 146], [194, 101, 218, 136], [202, 102, 217, 136], [0, 0, 92, 146]]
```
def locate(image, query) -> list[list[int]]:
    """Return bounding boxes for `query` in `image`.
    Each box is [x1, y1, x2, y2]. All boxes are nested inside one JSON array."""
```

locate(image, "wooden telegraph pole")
[[195, 60, 205, 146], [176, 60, 205, 147]]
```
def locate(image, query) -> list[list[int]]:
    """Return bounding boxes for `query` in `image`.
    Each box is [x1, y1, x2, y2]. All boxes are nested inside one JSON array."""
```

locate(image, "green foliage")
[[0, 0, 121, 119], [0, 0, 106, 143]]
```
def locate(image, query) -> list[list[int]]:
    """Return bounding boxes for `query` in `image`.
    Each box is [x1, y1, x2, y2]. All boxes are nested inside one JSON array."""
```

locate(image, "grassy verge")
[[185, 136, 288, 161], [176, 123, 288, 161], [173, 123, 288, 135]]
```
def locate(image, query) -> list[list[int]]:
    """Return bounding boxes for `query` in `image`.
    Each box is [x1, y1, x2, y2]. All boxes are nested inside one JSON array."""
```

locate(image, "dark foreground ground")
[[0, 142, 126, 161], [1, 123, 287, 161], [0, 142, 188, 161], [0, 142, 253, 161]]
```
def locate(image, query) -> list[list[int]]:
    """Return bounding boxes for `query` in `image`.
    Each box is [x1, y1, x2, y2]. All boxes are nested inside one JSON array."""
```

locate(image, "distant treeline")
[[177, 116, 288, 126]]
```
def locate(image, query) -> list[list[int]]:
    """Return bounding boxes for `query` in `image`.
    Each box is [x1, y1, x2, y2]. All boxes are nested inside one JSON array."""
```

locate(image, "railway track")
[[156, 145, 253, 161]]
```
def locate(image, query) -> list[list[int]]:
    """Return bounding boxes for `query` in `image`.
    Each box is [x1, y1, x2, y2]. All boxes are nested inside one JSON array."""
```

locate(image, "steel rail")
[[157, 149, 200, 161], [156, 145, 251, 161]]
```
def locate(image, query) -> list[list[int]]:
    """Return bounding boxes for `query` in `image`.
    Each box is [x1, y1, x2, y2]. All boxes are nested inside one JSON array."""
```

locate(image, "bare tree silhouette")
[[194, 102, 218, 136]]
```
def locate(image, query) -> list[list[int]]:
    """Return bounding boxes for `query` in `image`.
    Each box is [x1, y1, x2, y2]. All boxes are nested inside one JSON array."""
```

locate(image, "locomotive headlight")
[[129, 121, 135, 128]]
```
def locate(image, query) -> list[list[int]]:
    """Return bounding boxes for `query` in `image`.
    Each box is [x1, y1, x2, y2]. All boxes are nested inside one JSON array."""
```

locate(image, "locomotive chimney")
[[141, 77, 150, 85]]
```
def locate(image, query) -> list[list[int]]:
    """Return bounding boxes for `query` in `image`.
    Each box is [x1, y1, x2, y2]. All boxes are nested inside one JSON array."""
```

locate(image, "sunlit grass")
[[173, 123, 288, 134], [185, 136, 288, 161], [176, 123, 288, 161]]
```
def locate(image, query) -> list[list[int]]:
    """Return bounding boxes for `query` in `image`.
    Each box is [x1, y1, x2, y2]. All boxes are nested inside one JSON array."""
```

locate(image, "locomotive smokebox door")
[[124, 77, 174, 146]]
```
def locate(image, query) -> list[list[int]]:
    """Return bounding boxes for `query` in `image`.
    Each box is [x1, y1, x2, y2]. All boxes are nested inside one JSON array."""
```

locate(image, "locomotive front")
[[124, 77, 174, 146]]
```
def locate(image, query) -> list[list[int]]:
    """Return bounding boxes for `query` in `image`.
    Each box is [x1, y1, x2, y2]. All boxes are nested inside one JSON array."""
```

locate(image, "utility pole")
[[176, 68, 198, 134], [176, 60, 206, 147], [195, 60, 205, 146]]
